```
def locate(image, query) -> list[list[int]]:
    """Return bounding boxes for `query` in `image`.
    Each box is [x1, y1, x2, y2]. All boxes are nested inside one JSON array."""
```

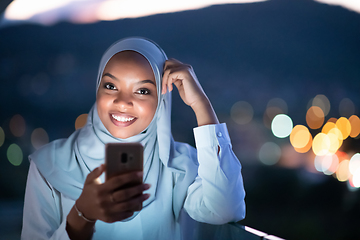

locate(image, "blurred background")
[[1, 0, 360, 239]]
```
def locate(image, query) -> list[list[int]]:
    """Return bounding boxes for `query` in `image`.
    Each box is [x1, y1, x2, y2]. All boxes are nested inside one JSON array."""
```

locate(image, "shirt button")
[[217, 132, 222, 137]]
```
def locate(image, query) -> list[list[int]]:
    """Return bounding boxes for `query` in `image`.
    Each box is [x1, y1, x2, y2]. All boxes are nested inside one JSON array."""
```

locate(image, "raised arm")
[[162, 58, 219, 127]]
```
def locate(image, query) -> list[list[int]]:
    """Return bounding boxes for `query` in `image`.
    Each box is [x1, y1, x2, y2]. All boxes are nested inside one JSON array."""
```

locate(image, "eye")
[[136, 88, 151, 95], [104, 83, 116, 90]]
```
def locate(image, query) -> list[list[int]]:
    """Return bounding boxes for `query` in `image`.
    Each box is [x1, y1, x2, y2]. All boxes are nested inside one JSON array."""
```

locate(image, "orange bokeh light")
[[349, 115, 360, 138], [306, 106, 325, 129]]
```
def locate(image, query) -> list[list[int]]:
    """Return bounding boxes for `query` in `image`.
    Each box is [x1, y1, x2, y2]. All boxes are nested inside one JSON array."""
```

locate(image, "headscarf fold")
[[30, 37, 198, 220]]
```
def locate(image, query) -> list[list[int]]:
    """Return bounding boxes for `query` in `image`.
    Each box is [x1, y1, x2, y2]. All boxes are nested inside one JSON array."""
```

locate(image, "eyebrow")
[[102, 73, 156, 86]]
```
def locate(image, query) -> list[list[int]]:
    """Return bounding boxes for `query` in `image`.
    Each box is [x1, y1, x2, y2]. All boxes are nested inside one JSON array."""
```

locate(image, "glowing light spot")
[[349, 153, 360, 175], [339, 98, 355, 117], [293, 136, 312, 153], [290, 125, 311, 149], [336, 117, 351, 140], [349, 115, 360, 138], [312, 133, 330, 156], [353, 168, 360, 188], [75, 114, 89, 130], [0, 127, 4, 147], [324, 154, 339, 175], [326, 132, 342, 154], [306, 106, 325, 129], [336, 160, 350, 182], [263, 106, 284, 129], [263, 98, 288, 129], [322, 122, 336, 134], [9, 114, 26, 137], [271, 114, 293, 138], [7, 143, 23, 166], [258, 142, 281, 165], [315, 154, 338, 174], [312, 94, 330, 116], [230, 101, 254, 125], [327, 118, 337, 123], [31, 128, 49, 150]]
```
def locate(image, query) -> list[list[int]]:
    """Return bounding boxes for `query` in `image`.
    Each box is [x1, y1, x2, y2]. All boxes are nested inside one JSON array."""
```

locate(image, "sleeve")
[[183, 123, 246, 225], [21, 161, 71, 240]]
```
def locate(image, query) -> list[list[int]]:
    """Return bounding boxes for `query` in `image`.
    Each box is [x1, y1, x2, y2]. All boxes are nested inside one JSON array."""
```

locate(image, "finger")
[[112, 193, 150, 213], [112, 184, 151, 203], [102, 211, 134, 223], [103, 171, 143, 192], [85, 164, 105, 184], [162, 68, 170, 94]]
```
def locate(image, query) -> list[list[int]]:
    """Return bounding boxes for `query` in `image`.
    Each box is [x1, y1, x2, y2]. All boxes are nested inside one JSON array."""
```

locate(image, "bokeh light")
[[31, 128, 49, 150], [335, 117, 351, 140], [339, 98, 355, 117], [352, 168, 360, 188], [327, 117, 337, 123], [336, 159, 350, 182], [312, 133, 330, 156], [326, 130, 342, 154], [290, 125, 312, 150], [322, 121, 336, 134], [75, 114, 89, 130], [271, 114, 293, 138], [349, 115, 360, 138], [349, 153, 360, 175], [258, 142, 282, 165], [263, 98, 288, 129], [7, 143, 23, 166], [314, 154, 339, 175], [312, 94, 330, 116], [0, 127, 5, 147], [9, 114, 26, 137], [231, 101, 254, 125], [306, 106, 325, 129]]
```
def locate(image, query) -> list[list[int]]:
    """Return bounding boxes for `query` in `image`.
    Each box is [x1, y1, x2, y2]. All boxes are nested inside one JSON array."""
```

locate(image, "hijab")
[[29, 37, 198, 220]]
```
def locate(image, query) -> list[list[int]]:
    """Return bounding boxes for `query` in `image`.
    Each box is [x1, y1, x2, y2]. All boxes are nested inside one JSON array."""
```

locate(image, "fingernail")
[[144, 184, 151, 190]]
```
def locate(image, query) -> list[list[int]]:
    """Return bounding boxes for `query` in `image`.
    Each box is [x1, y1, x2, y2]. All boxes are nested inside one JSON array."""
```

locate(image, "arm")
[[21, 161, 71, 240], [162, 59, 245, 224], [184, 123, 246, 224]]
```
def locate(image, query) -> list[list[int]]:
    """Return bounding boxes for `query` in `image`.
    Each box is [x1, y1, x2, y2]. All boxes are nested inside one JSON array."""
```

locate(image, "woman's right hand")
[[77, 164, 150, 223], [66, 165, 150, 239]]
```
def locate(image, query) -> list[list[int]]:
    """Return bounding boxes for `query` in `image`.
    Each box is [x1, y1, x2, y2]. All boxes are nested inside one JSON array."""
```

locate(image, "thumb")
[[85, 164, 105, 184]]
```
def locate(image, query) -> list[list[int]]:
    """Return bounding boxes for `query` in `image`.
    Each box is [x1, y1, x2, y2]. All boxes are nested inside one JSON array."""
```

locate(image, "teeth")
[[112, 114, 135, 122]]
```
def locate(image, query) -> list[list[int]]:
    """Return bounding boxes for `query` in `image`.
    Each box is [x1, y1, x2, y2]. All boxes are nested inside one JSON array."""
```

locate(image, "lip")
[[109, 113, 137, 127]]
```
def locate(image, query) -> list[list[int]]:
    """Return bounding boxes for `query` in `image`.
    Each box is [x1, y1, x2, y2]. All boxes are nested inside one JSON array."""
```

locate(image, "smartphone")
[[105, 142, 144, 185]]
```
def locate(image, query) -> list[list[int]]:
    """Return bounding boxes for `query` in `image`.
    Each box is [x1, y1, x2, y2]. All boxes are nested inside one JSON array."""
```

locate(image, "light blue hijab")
[[29, 37, 198, 221]]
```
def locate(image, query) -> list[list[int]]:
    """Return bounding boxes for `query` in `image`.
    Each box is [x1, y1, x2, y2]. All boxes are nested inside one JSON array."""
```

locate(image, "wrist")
[[66, 202, 96, 240], [191, 98, 219, 127]]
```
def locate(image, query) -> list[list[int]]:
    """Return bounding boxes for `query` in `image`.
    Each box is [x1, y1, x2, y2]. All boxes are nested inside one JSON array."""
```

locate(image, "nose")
[[113, 92, 133, 109]]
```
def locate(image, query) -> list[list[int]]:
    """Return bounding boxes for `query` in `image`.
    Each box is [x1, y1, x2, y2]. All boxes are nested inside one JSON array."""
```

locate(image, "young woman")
[[21, 37, 246, 240]]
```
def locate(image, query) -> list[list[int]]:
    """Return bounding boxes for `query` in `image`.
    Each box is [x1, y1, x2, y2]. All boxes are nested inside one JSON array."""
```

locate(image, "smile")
[[111, 114, 135, 122]]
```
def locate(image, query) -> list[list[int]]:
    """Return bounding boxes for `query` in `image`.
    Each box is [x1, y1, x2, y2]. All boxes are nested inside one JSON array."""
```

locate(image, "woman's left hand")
[[162, 58, 219, 126], [162, 59, 208, 109]]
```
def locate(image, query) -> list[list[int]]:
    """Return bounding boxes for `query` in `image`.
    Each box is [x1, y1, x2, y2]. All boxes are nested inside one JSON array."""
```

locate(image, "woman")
[[21, 37, 246, 240]]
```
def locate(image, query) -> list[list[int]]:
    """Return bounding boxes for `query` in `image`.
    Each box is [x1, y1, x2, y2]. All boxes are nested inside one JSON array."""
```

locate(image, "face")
[[96, 51, 158, 139]]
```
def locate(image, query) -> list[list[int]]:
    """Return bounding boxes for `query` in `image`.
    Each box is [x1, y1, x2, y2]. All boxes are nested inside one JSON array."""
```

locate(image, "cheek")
[[96, 94, 112, 114], [137, 100, 157, 119]]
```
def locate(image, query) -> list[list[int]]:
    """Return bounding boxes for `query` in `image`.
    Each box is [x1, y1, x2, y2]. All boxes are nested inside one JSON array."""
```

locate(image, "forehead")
[[106, 50, 152, 70]]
